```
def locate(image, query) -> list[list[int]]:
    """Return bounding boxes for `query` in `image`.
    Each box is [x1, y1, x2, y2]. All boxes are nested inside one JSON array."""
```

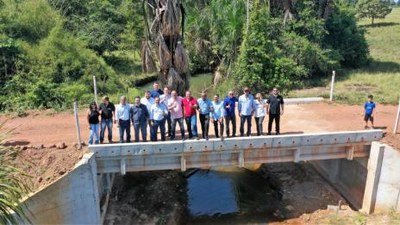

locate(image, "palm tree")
[[0, 121, 29, 225], [142, 0, 190, 96]]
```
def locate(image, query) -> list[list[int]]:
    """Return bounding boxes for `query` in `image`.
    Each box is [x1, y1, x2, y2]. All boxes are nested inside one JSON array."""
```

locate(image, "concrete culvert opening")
[[104, 161, 353, 225]]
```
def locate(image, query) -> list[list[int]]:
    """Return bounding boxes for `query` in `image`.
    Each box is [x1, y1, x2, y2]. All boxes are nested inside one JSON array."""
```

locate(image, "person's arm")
[[281, 97, 284, 115], [87, 110, 91, 129], [209, 100, 214, 112], [238, 97, 242, 116]]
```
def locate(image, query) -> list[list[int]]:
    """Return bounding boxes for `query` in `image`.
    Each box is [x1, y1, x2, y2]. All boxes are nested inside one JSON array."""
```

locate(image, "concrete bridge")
[[23, 129, 400, 225], [89, 130, 382, 174]]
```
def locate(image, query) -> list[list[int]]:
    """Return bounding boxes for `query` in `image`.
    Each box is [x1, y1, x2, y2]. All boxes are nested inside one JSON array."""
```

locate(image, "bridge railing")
[[88, 130, 383, 174]]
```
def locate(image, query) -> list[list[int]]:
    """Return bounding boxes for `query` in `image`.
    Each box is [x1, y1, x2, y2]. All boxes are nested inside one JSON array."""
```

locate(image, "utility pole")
[[330, 70, 336, 102]]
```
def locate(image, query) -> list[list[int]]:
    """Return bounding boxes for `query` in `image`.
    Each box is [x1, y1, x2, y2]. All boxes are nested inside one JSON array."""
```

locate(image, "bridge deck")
[[88, 130, 383, 174]]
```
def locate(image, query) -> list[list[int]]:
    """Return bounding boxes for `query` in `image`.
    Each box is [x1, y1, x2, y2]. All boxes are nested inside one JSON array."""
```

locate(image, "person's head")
[[164, 87, 170, 95], [213, 94, 219, 102], [89, 102, 97, 110], [368, 95, 373, 101], [201, 91, 207, 99], [153, 82, 160, 90], [243, 87, 250, 96], [256, 93, 262, 100], [185, 90, 192, 98], [155, 96, 160, 104], [228, 91, 234, 98], [145, 90, 151, 99], [120, 96, 127, 105], [171, 90, 178, 99], [135, 96, 141, 105], [272, 87, 279, 96], [102, 96, 109, 104]]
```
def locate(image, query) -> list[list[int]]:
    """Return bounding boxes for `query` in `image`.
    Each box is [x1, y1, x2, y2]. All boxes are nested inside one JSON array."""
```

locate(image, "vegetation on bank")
[[0, 0, 397, 114], [289, 7, 400, 104]]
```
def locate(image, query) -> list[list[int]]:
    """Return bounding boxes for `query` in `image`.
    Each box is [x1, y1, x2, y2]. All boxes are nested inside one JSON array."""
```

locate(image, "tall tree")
[[357, 0, 392, 24], [142, 0, 189, 96]]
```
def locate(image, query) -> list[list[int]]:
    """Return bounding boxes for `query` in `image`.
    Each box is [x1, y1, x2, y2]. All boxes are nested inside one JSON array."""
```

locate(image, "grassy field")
[[289, 7, 400, 105]]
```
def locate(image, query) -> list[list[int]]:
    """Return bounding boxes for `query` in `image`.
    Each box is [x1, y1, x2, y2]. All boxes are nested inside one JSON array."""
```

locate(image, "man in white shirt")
[[150, 96, 168, 141], [160, 87, 172, 137], [167, 90, 185, 140], [211, 94, 225, 140], [238, 87, 256, 137], [115, 96, 131, 143], [141, 90, 155, 136]]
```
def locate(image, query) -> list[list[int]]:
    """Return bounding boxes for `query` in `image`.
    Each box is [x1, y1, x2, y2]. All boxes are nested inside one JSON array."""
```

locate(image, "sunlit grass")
[[290, 7, 400, 105]]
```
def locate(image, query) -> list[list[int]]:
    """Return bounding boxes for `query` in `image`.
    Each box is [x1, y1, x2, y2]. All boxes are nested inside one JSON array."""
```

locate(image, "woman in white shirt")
[[254, 93, 266, 136]]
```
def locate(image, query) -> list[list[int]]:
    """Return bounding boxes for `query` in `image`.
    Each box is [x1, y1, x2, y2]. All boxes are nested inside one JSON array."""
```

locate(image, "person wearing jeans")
[[87, 102, 100, 145], [223, 91, 238, 137], [150, 97, 168, 141], [182, 91, 198, 139], [238, 87, 256, 137], [167, 90, 185, 140], [197, 91, 213, 140], [211, 94, 225, 139], [99, 96, 115, 143], [115, 96, 131, 143], [254, 93, 266, 136], [130, 96, 149, 142]]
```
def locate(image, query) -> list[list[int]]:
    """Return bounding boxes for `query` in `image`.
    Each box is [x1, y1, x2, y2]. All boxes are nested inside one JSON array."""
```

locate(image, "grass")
[[289, 7, 400, 105]]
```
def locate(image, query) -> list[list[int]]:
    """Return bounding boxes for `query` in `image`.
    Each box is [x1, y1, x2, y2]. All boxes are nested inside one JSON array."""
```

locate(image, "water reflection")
[[186, 167, 282, 224]]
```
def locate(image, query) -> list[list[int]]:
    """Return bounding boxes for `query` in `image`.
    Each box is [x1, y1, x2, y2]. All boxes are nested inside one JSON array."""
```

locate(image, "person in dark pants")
[[160, 87, 172, 137], [87, 102, 100, 145], [197, 91, 213, 140], [211, 94, 225, 139], [150, 96, 168, 141], [99, 96, 115, 143], [167, 90, 185, 140], [223, 91, 238, 137], [115, 96, 131, 143], [130, 96, 149, 142], [238, 87, 256, 137], [266, 87, 284, 135]]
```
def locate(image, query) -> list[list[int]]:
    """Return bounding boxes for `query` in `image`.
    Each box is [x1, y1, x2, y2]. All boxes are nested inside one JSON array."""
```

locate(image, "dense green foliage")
[[0, 0, 370, 112], [357, 0, 392, 24], [234, 0, 367, 93]]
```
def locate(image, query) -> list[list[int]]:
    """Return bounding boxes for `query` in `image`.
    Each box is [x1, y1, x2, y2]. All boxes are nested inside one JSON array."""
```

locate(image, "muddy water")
[[185, 168, 285, 225]]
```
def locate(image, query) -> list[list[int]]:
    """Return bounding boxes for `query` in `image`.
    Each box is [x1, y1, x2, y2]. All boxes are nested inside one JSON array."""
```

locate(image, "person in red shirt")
[[182, 91, 198, 139]]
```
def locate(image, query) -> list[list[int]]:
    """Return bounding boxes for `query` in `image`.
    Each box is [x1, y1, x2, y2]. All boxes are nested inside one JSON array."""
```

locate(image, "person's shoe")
[[364, 125, 368, 129], [220, 136, 224, 141], [276, 132, 280, 135], [100, 141, 104, 144], [205, 136, 209, 141], [267, 133, 272, 135], [232, 134, 236, 138]]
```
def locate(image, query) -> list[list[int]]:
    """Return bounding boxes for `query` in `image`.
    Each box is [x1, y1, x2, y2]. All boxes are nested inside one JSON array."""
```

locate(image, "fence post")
[[330, 70, 336, 102], [394, 97, 400, 134], [74, 100, 82, 150], [93, 76, 98, 105]]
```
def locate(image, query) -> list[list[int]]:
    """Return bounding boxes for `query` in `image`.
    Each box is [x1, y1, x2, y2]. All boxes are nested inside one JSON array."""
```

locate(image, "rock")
[[139, 214, 148, 220], [37, 177, 43, 183], [35, 144, 44, 149], [285, 205, 294, 211], [59, 169, 66, 176], [48, 144, 56, 148], [21, 146, 28, 151], [57, 142, 66, 149]]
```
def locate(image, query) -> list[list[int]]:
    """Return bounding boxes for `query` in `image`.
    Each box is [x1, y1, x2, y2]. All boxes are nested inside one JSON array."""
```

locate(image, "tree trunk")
[[372, 16, 374, 25], [143, 0, 190, 96]]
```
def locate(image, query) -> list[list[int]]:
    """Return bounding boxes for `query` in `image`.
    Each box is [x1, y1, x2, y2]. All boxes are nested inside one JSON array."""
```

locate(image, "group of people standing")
[[87, 82, 284, 145]]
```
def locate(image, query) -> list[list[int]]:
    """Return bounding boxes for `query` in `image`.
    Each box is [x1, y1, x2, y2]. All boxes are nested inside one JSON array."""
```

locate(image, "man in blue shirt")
[[150, 96, 168, 141], [150, 82, 164, 98], [223, 91, 238, 137], [197, 91, 213, 140], [364, 95, 376, 129], [211, 94, 225, 140], [238, 87, 256, 137], [130, 96, 149, 142]]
